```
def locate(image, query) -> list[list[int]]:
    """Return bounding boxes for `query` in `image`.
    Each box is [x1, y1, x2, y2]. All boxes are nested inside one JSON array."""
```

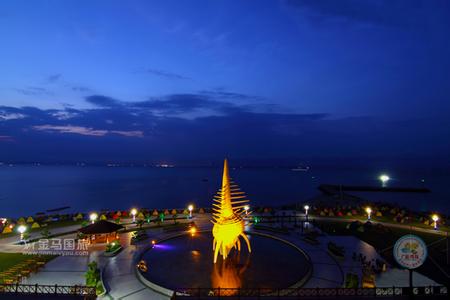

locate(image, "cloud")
[[0, 136, 14, 142], [50, 110, 79, 120], [137, 68, 191, 80], [135, 93, 245, 115], [14, 86, 52, 96], [47, 74, 62, 83], [32, 125, 143, 138], [85, 95, 122, 108], [199, 89, 261, 101], [285, 0, 428, 28], [1, 97, 449, 164], [71, 86, 92, 93], [0, 111, 26, 121], [84, 90, 264, 117]]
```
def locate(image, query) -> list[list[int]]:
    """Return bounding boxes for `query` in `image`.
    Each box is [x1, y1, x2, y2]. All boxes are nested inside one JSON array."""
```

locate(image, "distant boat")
[[292, 165, 310, 171], [156, 164, 174, 168]]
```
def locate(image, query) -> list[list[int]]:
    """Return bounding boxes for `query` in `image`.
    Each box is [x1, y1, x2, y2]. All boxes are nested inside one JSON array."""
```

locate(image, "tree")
[[136, 219, 144, 229], [85, 261, 100, 287], [40, 228, 51, 239]]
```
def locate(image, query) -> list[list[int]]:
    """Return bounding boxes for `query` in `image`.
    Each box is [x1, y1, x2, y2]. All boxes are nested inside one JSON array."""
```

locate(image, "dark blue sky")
[[1, 0, 450, 165]]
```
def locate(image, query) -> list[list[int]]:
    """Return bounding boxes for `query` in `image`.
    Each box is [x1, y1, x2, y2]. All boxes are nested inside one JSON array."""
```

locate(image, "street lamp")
[[89, 212, 98, 224], [432, 214, 439, 230], [130, 208, 137, 223], [304, 205, 310, 221], [379, 174, 390, 187], [366, 207, 372, 221], [244, 205, 250, 215], [17, 225, 27, 241], [188, 204, 194, 218]]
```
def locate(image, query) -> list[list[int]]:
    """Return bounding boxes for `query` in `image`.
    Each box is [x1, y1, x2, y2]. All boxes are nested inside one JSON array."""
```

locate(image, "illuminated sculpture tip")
[[212, 159, 251, 263]]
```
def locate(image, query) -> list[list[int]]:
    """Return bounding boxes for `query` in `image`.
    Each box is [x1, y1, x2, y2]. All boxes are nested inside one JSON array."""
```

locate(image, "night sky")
[[1, 0, 450, 166]]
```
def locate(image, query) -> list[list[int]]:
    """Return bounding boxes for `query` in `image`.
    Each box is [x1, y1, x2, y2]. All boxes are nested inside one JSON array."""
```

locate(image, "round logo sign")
[[393, 234, 427, 269]]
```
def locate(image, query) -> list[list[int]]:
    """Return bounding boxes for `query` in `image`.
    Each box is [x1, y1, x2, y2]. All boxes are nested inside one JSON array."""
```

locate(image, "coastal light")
[[244, 205, 250, 215], [151, 240, 156, 246], [188, 204, 194, 218], [432, 214, 439, 230], [89, 212, 98, 224], [379, 174, 390, 187], [131, 208, 137, 223], [365, 207, 372, 220]]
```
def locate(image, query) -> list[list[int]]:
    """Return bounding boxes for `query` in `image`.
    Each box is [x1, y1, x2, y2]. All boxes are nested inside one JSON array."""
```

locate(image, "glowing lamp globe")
[[432, 214, 439, 230], [89, 212, 98, 223], [432, 214, 439, 222], [365, 207, 372, 220], [188, 204, 194, 217], [17, 225, 27, 234]]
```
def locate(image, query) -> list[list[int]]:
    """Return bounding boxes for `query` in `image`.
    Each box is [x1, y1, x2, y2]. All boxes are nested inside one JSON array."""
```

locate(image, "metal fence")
[[0, 283, 96, 298], [173, 286, 448, 298]]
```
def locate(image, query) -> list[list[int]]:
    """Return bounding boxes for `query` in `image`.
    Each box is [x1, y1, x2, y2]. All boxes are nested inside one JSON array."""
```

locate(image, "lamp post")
[[432, 214, 439, 230], [366, 207, 372, 221], [379, 174, 390, 187], [89, 212, 98, 224], [188, 204, 194, 218], [244, 205, 250, 215], [304, 205, 310, 222], [17, 225, 27, 242], [131, 208, 137, 223]]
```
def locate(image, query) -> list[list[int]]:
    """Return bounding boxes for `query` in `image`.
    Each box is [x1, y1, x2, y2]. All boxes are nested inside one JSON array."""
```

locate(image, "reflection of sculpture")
[[212, 159, 251, 263], [211, 252, 250, 293]]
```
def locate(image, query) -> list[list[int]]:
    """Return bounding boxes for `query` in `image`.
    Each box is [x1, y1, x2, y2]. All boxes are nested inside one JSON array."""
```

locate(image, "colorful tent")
[[171, 209, 177, 215], [2, 226, 12, 234], [31, 222, 40, 229], [152, 209, 159, 216], [26, 216, 34, 223]]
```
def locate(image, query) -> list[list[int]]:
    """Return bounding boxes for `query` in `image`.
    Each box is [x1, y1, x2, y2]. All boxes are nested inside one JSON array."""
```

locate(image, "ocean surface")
[[0, 165, 449, 217]]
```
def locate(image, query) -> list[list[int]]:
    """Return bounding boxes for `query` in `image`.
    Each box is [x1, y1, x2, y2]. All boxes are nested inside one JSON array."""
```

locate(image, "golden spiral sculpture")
[[212, 159, 251, 263]]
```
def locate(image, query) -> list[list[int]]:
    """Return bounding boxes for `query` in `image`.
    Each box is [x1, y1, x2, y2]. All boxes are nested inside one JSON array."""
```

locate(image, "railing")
[[173, 286, 448, 298], [0, 283, 96, 298]]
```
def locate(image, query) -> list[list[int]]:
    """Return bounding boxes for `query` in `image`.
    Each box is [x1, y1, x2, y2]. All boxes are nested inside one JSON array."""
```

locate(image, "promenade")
[[0, 212, 446, 299]]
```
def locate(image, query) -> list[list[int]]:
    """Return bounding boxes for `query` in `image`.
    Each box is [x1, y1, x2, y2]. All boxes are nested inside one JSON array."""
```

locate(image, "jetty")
[[318, 184, 431, 196]]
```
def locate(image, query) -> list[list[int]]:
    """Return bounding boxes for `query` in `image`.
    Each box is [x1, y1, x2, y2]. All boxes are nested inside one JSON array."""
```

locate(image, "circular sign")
[[393, 234, 427, 269]]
